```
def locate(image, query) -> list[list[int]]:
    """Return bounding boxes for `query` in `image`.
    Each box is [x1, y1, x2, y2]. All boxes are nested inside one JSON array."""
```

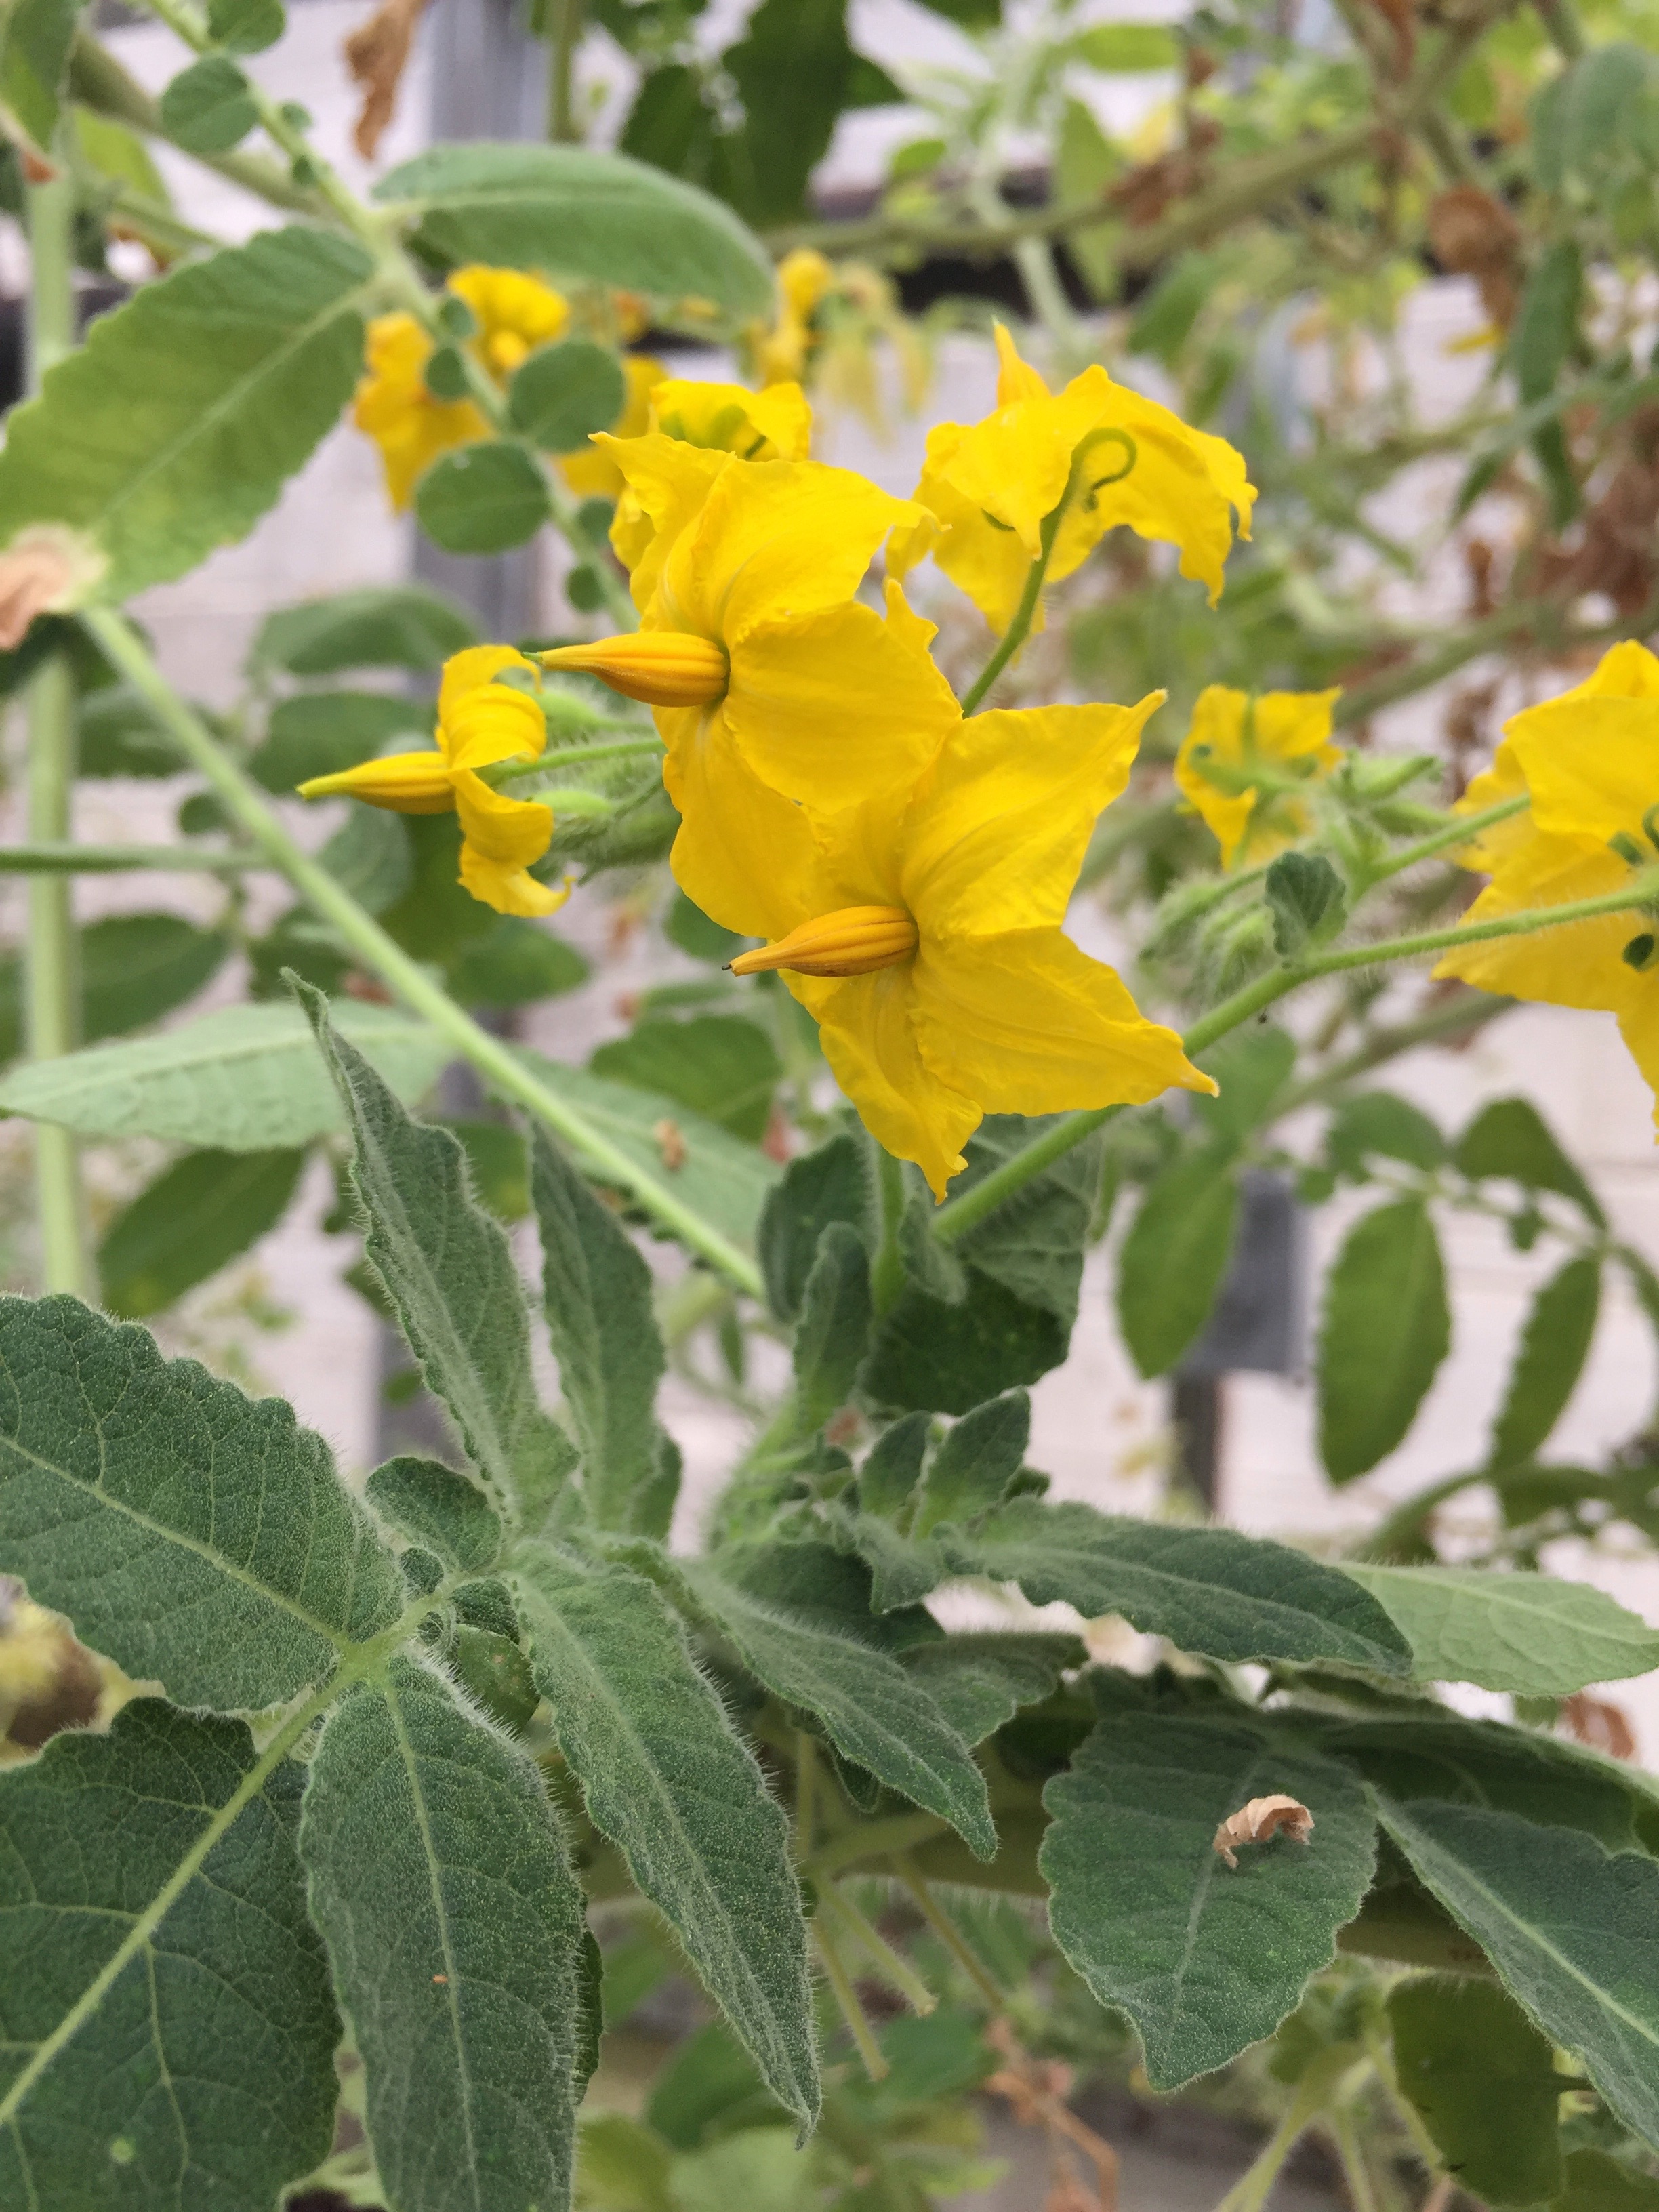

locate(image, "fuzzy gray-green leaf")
[[1378, 1797, 1659, 2145], [1042, 1706, 1376, 2088], [902, 1631, 1084, 1745], [302, 987, 575, 1521], [509, 1544, 818, 2128], [1343, 1564, 1659, 1693], [683, 1553, 995, 1858], [531, 1128, 667, 1532], [298, 1655, 590, 2212], [945, 1499, 1410, 1673], [912, 1391, 1029, 1536], [0, 1700, 339, 2210], [0, 1295, 399, 1709]]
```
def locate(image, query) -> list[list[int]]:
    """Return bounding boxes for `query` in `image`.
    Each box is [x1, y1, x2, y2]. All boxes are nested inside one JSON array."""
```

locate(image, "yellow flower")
[[605, 375, 813, 598], [541, 445, 960, 832], [1174, 685, 1343, 867], [1434, 641, 1659, 1126], [299, 647, 567, 918], [674, 694, 1212, 1195], [752, 247, 834, 385], [354, 265, 571, 510], [560, 352, 668, 501], [888, 325, 1256, 635]]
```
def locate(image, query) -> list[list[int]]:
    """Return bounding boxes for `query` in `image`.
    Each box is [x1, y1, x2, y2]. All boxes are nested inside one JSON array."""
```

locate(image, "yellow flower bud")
[[730, 905, 918, 979], [539, 631, 729, 708], [297, 750, 457, 813]]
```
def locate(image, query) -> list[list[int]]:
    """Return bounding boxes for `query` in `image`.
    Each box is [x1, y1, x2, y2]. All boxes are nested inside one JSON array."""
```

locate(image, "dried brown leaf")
[[344, 0, 430, 161], [1212, 1792, 1314, 1870]]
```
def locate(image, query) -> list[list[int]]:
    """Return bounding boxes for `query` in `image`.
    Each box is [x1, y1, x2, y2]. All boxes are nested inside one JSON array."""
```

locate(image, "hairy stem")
[[960, 499, 1068, 715], [545, 0, 586, 142], [817, 1882, 935, 2015], [80, 610, 764, 1296], [892, 1856, 1006, 2010], [0, 843, 266, 873], [813, 1921, 890, 2081]]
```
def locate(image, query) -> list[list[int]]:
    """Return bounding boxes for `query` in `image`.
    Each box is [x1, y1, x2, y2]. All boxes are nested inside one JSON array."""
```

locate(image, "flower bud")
[[539, 631, 729, 708], [731, 905, 918, 979]]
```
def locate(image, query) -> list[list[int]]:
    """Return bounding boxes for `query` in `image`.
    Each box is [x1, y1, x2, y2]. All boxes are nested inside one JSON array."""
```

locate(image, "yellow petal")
[[910, 926, 1215, 1116], [354, 312, 487, 511], [901, 698, 1163, 937], [939, 381, 1098, 556], [298, 750, 457, 814], [994, 323, 1050, 404], [778, 247, 833, 321], [665, 719, 833, 945], [1506, 697, 1659, 847], [436, 646, 546, 769], [1616, 987, 1659, 1137], [796, 967, 981, 1199], [1431, 838, 1637, 1013], [647, 377, 813, 462], [1554, 638, 1659, 703], [1173, 686, 1338, 867], [899, 428, 1038, 634], [724, 596, 958, 811], [448, 265, 570, 356], [562, 352, 665, 497], [599, 432, 733, 609], [451, 767, 562, 916], [1452, 735, 1530, 871], [1065, 375, 1255, 605], [656, 457, 918, 645], [1174, 689, 1257, 867]]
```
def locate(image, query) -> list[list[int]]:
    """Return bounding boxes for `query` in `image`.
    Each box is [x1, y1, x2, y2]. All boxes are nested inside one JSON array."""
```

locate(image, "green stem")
[[959, 500, 1067, 714], [1326, 2107, 1382, 2212], [546, 0, 585, 142], [870, 1145, 907, 1317], [1211, 2050, 1357, 2212], [891, 1856, 1004, 2011], [935, 872, 1659, 1246], [817, 1882, 935, 2015], [1355, 792, 1530, 889], [1272, 986, 1509, 1115], [812, 1921, 889, 2081], [806, 1811, 950, 1881], [482, 735, 661, 786], [24, 159, 89, 1301], [0, 843, 264, 872], [80, 609, 764, 1297]]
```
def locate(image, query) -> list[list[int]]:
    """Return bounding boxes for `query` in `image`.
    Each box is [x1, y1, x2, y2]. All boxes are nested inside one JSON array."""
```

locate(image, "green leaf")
[[1387, 1978, 1563, 2205], [897, 1183, 968, 1304], [249, 688, 428, 791], [947, 1500, 1411, 1672], [902, 1631, 1084, 1746], [0, 0, 84, 150], [529, 1128, 666, 1533], [716, 0, 871, 225], [1189, 1025, 1296, 1150], [1513, 238, 1582, 405], [1265, 852, 1346, 957], [1042, 1706, 1376, 2089], [1326, 1091, 1446, 1176], [509, 337, 628, 451], [1557, 2150, 1659, 2212], [207, 0, 285, 53], [0, 228, 373, 605], [1490, 1255, 1600, 1469], [591, 1015, 781, 1144], [912, 1391, 1029, 1536], [577, 2112, 676, 2209], [684, 1548, 994, 1857], [376, 143, 775, 321], [0, 912, 227, 1067], [366, 1454, 503, 1574], [1116, 1150, 1240, 1378], [758, 1132, 870, 1322], [1317, 1199, 1450, 1481], [157, 53, 258, 150], [98, 1145, 304, 1318], [1055, 95, 1120, 298], [509, 1545, 818, 2127], [298, 1654, 590, 2212], [415, 440, 552, 554], [317, 803, 413, 917], [0, 1295, 401, 1708], [300, 984, 573, 1521], [250, 584, 480, 676], [947, 1113, 1101, 1322], [450, 1623, 540, 1734], [857, 1411, 929, 1520], [446, 1118, 530, 1221], [76, 684, 182, 777], [447, 914, 588, 1008], [1454, 1096, 1605, 1225], [1378, 1797, 1659, 2146], [516, 1050, 779, 1252], [1073, 21, 1179, 69], [790, 1222, 872, 1437], [0, 1700, 339, 2210], [1343, 1564, 1659, 1693], [0, 999, 448, 1149]]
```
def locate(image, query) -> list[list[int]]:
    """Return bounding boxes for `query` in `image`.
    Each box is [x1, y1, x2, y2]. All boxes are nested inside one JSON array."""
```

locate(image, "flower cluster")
[[316, 320, 1272, 1192]]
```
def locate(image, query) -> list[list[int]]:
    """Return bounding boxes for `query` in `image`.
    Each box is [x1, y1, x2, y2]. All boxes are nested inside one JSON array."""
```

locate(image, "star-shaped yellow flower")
[[298, 647, 567, 918], [603, 376, 813, 602], [541, 446, 960, 839], [1174, 685, 1343, 867], [674, 693, 1213, 1195], [354, 266, 571, 510], [888, 325, 1256, 635], [1435, 641, 1659, 1127]]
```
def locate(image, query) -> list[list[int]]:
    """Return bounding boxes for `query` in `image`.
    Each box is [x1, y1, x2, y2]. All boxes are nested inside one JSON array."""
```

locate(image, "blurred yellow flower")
[[605, 375, 813, 598], [889, 325, 1256, 634], [1435, 641, 1659, 1126], [1174, 685, 1343, 867], [681, 693, 1211, 1194], [560, 352, 668, 501], [754, 247, 834, 385], [542, 443, 958, 823], [354, 265, 571, 510], [299, 646, 567, 918]]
